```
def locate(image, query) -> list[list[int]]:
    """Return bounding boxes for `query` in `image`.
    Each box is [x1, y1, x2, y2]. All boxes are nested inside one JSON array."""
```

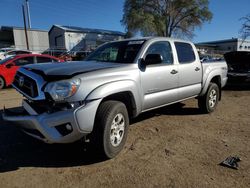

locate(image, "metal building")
[[0, 26, 49, 52], [196, 38, 250, 55], [49, 25, 125, 52]]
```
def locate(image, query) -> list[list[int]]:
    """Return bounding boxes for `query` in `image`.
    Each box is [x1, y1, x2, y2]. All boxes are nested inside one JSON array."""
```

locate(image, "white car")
[[0, 49, 32, 60], [0, 47, 15, 53], [0, 48, 15, 59]]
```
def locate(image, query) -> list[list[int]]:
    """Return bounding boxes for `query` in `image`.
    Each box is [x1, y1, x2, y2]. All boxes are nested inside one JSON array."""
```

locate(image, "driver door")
[[140, 41, 179, 111]]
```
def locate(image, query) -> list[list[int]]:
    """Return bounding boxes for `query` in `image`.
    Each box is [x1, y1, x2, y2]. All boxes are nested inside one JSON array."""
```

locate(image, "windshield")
[[0, 56, 15, 65], [86, 40, 145, 63]]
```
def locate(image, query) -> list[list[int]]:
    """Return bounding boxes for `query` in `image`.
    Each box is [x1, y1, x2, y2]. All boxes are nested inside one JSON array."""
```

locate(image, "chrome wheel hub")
[[209, 89, 217, 108], [110, 113, 125, 147]]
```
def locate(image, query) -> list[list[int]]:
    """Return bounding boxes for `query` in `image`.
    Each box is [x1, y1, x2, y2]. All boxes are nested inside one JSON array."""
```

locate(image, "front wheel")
[[198, 83, 220, 113], [0, 77, 5, 89], [90, 100, 129, 159]]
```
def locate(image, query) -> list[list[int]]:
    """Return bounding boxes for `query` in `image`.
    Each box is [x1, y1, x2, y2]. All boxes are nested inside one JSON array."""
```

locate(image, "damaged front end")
[[2, 67, 100, 143]]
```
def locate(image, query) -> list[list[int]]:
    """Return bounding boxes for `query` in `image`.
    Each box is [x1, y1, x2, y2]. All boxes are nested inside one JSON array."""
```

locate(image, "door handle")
[[170, 69, 178, 74], [195, 67, 200, 71]]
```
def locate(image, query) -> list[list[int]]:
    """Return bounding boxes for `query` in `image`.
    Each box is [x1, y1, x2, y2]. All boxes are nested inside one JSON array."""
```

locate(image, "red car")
[[0, 54, 64, 89]]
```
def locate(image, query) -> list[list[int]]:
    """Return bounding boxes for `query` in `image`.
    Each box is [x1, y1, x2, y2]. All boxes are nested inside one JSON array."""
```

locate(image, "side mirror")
[[5, 63, 14, 68], [143, 54, 163, 65]]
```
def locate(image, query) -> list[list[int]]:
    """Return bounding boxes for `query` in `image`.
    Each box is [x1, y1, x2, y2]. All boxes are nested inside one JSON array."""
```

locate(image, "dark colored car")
[[224, 51, 250, 82], [0, 54, 64, 89]]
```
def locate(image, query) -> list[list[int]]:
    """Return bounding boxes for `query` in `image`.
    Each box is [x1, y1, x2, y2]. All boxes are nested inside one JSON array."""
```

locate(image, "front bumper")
[[2, 99, 101, 143]]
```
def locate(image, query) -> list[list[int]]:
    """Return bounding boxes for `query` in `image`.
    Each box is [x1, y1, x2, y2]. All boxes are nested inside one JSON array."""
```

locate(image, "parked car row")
[[43, 49, 91, 61], [0, 47, 93, 90], [0, 54, 64, 89], [0, 47, 91, 62]]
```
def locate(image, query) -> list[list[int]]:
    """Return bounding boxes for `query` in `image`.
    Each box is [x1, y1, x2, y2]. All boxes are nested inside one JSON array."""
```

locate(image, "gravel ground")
[[0, 85, 249, 188]]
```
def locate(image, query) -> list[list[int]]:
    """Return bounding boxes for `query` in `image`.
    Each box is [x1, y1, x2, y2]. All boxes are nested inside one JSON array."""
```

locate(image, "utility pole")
[[25, 0, 31, 28], [22, 4, 29, 50]]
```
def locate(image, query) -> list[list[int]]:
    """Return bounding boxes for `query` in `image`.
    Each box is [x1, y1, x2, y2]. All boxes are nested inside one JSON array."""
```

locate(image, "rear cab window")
[[36, 56, 56, 63], [174, 42, 196, 64]]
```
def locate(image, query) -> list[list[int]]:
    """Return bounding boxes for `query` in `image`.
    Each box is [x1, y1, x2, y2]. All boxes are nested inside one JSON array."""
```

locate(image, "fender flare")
[[200, 69, 222, 96], [86, 80, 142, 115]]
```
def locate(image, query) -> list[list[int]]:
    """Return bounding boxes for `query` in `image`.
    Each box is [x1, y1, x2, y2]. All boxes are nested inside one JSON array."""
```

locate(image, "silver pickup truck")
[[3, 37, 228, 158]]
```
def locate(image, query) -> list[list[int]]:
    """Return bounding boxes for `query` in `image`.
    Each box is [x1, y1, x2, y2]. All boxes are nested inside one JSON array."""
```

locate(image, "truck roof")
[[111, 36, 193, 44]]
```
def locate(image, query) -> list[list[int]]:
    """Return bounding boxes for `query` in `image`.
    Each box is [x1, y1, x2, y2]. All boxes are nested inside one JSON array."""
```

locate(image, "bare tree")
[[240, 14, 250, 40], [121, 0, 213, 39]]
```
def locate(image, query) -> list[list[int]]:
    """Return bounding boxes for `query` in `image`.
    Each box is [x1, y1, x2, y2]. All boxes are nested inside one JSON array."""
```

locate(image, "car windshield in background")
[[0, 56, 15, 65], [86, 40, 145, 63]]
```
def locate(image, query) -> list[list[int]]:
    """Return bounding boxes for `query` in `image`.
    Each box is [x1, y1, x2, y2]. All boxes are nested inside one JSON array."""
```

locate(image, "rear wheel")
[[0, 77, 5, 89], [198, 83, 219, 113], [90, 100, 129, 159]]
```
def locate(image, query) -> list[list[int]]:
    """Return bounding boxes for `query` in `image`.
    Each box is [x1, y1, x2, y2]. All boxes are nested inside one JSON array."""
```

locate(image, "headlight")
[[44, 78, 81, 101]]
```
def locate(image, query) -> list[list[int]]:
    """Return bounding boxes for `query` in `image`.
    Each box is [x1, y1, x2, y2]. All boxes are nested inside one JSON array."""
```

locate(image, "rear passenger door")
[[174, 42, 202, 99]]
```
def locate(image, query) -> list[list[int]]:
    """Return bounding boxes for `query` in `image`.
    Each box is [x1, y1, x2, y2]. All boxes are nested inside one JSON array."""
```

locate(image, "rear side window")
[[36, 57, 56, 63], [175, 42, 195, 63], [14, 57, 34, 66]]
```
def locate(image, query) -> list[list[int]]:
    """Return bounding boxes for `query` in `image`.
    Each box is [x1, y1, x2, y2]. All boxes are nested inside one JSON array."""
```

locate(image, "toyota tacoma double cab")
[[2, 37, 228, 158]]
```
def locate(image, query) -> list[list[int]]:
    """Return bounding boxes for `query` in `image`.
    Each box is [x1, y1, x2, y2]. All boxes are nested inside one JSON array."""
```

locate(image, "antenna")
[[22, 4, 29, 50], [25, 0, 31, 28]]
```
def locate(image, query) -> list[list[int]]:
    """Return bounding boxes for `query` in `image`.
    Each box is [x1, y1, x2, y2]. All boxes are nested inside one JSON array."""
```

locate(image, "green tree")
[[121, 0, 212, 38], [240, 14, 250, 40]]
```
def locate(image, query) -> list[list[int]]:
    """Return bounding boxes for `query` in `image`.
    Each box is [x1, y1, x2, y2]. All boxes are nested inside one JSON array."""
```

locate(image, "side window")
[[174, 42, 196, 63], [14, 57, 34, 66], [36, 57, 55, 63], [145, 41, 173, 64]]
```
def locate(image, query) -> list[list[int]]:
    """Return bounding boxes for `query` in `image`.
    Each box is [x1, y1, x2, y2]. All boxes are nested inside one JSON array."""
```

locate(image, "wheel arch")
[[101, 91, 137, 118], [201, 73, 222, 100], [0, 75, 6, 88], [86, 80, 141, 118], [210, 76, 222, 100]]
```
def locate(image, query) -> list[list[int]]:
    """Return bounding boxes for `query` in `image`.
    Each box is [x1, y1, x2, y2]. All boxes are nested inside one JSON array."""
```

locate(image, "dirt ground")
[[0, 84, 250, 188]]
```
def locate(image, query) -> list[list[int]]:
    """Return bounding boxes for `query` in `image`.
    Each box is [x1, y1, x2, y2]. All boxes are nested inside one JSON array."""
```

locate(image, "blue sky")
[[0, 0, 249, 43]]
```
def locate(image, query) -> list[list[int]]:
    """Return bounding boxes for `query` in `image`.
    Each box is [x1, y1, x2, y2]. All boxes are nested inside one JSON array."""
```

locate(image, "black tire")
[[0, 77, 5, 89], [198, 83, 220, 113], [90, 100, 129, 159]]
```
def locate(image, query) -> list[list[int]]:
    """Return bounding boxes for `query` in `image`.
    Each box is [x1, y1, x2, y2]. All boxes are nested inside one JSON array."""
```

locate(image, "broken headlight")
[[44, 78, 81, 102]]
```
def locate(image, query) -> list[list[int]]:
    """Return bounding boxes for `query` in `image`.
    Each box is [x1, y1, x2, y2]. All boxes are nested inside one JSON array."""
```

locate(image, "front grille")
[[13, 72, 38, 98]]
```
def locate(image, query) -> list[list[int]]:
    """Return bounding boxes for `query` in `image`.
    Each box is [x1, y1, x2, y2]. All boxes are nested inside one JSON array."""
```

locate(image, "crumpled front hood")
[[23, 61, 125, 79]]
